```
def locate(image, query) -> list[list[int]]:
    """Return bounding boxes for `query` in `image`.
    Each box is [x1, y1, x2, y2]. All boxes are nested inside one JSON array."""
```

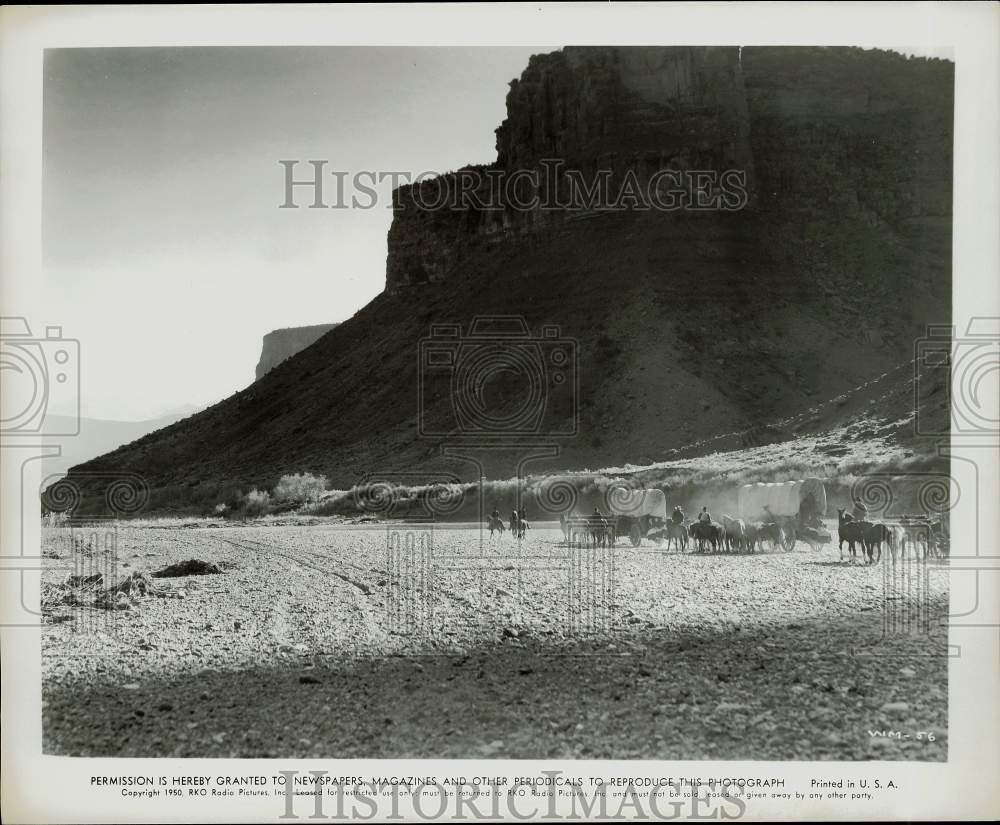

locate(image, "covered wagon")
[[607, 487, 668, 547], [738, 478, 830, 550]]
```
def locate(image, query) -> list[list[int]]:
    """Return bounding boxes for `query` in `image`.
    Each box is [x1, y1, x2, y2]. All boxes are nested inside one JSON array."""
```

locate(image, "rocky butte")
[[61, 46, 953, 515], [386, 46, 950, 294], [255, 324, 338, 381]]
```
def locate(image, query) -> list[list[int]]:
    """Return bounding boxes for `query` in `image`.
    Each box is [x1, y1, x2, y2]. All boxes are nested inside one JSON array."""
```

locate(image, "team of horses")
[[686, 516, 787, 554], [556, 512, 791, 554], [837, 508, 947, 565], [558, 513, 615, 548]]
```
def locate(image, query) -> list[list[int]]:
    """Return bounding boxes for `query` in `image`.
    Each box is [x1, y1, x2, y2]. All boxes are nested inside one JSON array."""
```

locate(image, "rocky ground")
[[41, 521, 948, 760]]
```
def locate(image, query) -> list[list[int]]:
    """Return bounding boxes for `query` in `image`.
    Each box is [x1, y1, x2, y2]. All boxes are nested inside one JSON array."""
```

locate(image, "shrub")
[[242, 488, 271, 518], [273, 472, 328, 504], [42, 511, 71, 528]]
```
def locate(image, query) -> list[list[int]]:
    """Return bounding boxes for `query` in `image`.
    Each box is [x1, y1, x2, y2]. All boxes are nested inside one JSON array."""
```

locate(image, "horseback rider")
[[671, 505, 685, 525], [491, 507, 500, 521], [698, 506, 711, 524]]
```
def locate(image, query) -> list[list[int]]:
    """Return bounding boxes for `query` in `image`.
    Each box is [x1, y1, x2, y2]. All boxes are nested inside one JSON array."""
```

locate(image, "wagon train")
[[737, 478, 832, 551]]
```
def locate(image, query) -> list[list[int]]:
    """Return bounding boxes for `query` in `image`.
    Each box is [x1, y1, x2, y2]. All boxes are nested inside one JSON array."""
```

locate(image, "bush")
[[273, 472, 328, 504], [242, 488, 271, 518], [42, 511, 71, 528]]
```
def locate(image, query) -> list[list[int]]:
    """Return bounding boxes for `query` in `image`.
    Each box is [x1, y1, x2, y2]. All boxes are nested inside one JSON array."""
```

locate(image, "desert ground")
[[41, 520, 948, 760]]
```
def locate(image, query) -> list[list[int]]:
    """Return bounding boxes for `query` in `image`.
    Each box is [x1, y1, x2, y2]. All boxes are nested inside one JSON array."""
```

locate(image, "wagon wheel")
[[782, 525, 796, 551], [629, 523, 642, 547]]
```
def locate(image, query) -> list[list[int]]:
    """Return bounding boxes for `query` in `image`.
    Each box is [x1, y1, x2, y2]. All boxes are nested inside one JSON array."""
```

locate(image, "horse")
[[927, 519, 948, 558], [664, 521, 688, 551], [837, 508, 868, 563], [720, 515, 749, 553], [588, 514, 612, 547], [689, 520, 723, 553], [560, 513, 605, 547], [898, 518, 939, 559], [755, 521, 783, 552], [884, 523, 904, 562], [515, 518, 529, 539], [487, 515, 506, 539], [862, 522, 891, 564]]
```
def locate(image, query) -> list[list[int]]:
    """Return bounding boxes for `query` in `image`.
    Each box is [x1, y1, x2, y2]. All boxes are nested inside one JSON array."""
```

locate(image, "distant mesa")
[[255, 324, 338, 380]]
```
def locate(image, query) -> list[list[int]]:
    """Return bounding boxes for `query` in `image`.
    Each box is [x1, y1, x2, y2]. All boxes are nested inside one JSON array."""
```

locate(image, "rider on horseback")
[[671, 505, 685, 525], [698, 506, 711, 524]]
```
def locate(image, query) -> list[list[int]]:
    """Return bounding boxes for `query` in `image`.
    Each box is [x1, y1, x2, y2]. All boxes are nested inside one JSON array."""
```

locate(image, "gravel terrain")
[[41, 521, 948, 760]]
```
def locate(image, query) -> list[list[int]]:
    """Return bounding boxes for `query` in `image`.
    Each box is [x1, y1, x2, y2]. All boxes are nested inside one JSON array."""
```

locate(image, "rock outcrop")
[[386, 46, 952, 294], [255, 324, 337, 380]]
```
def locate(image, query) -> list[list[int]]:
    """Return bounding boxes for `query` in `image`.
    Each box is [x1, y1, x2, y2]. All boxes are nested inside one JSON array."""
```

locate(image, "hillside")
[[39, 411, 198, 483], [61, 46, 953, 516]]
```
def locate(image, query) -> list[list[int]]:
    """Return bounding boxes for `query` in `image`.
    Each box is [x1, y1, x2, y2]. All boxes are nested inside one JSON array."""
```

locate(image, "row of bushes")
[[211, 448, 951, 523], [214, 473, 328, 519]]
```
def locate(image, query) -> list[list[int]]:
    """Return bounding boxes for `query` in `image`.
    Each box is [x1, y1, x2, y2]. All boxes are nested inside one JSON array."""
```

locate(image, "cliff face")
[[255, 324, 337, 380], [386, 47, 754, 293], [386, 46, 952, 295]]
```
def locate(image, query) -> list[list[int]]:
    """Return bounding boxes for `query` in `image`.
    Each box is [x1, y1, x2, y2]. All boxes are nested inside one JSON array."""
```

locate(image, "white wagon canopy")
[[738, 478, 828, 521], [606, 486, 667, 519]]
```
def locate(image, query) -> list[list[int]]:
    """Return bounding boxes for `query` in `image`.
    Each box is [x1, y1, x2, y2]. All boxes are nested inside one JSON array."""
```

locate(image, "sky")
[[42, 45, 950, 421], [43, 47, 547, 420]]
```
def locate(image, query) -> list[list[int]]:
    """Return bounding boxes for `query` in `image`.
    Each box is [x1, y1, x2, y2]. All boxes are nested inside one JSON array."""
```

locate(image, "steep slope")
[[40, 411, 198, 482], [61, 46, 953, 516]]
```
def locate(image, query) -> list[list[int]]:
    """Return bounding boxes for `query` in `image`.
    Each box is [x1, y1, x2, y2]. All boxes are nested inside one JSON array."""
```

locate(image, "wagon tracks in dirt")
[[196, 532, 384, 652], [219, 533, 490, 619], [198, 531, 595, 637]]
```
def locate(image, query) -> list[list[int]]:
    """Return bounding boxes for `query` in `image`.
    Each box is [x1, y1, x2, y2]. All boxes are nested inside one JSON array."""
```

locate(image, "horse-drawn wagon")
[[607, 487, 668, 547], [738, 478, 830, 550]]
